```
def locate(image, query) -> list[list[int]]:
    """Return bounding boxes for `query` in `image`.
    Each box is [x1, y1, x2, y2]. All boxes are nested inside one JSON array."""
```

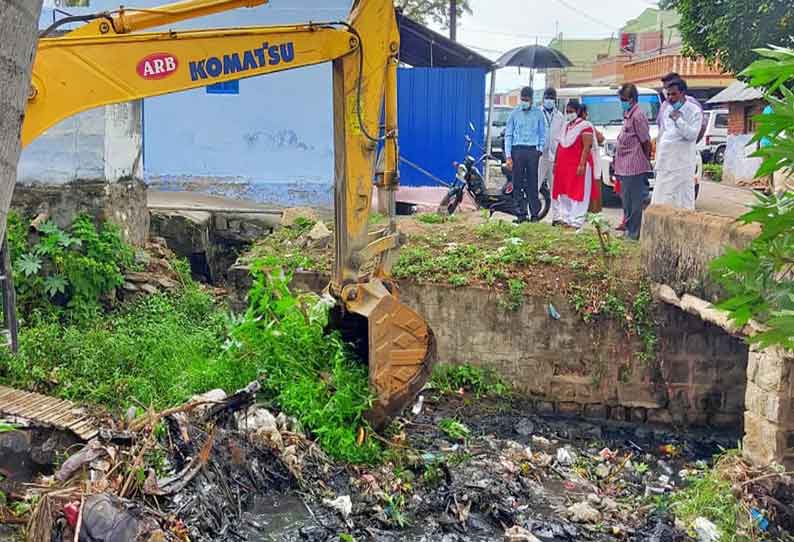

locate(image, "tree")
[[396, 0, 472, 29], [0, 0, 44, 245], [710, 47, 794, 350], [661, 0, 794, 74]]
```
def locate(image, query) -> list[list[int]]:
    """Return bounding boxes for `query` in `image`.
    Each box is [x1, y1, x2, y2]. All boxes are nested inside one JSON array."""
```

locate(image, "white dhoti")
[[651, 167, 695, 209], [557, 164, 592, 229]]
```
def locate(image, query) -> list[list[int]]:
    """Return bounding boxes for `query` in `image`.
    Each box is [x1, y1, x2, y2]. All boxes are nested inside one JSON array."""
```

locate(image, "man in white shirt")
[[538, 88, 565, 224], [652, 79, 703, 210]]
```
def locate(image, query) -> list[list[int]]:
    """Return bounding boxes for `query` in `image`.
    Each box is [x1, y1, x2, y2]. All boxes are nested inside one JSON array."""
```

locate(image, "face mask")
[[672, 101, 684, 111], [543, 99, 555, 111], [621, 101, 632, 113], [521, 101, 532, 111], [565, 112, 576, 123]]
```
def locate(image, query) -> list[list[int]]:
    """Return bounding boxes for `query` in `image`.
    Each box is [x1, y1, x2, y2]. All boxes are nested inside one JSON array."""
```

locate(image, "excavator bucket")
[[331, 280, 436, 431]]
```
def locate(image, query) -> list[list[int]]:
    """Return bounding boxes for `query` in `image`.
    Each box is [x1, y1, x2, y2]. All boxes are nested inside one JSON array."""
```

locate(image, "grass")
[[0, 285, 238, 411], [430, 363, 510, 397], [0, 256, 382, 464], [667, 451, 768, 542]]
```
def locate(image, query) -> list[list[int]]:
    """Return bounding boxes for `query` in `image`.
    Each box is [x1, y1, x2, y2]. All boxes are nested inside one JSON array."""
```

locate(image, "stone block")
[[747, 347, 788, 393], [647, 409, 673, 425], [630, 407, 647, 423], [609, 406, 627, 421], [583, 404, 608, 419], [709, 412, 742, 429], [640, 205, 759, 300], [557, 402, 582, 417], [743, 411, 791, 467], [536, 402, 555, 414]]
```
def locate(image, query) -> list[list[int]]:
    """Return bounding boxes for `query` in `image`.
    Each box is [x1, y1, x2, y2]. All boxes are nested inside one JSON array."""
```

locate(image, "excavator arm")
[[22, 0, 435, 430]]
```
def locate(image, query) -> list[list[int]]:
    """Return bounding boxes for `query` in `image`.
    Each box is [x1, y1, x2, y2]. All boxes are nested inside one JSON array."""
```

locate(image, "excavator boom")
[[22, 0, 436, 430]]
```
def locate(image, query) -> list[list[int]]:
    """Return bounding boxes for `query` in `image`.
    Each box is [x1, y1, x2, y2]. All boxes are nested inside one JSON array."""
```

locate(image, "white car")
[[697, 108, 729, 164]]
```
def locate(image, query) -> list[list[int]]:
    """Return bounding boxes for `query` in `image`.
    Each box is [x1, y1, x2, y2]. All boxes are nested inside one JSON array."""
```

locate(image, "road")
[[599, 180, 756, 227]]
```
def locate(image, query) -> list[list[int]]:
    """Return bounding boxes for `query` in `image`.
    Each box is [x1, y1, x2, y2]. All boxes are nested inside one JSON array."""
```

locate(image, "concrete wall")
[[723, 134, 763, 186], [640, 205, 759, 301], [25, 1, 350, 208], [19, 102, 142, 185], [226, 267, 748, 430]]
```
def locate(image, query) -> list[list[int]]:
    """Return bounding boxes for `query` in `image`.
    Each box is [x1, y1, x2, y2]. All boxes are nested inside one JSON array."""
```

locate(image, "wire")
[[552, 0, 619, 31]]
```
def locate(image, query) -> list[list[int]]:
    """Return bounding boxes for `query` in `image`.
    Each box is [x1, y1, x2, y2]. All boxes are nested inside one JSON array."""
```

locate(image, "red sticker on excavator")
[[137, 53, 179, 80]]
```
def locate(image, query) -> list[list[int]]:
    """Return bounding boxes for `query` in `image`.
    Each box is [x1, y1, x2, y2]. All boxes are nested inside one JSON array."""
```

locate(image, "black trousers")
[[511, 145, 541, 219], [617, 173, 649, 240]]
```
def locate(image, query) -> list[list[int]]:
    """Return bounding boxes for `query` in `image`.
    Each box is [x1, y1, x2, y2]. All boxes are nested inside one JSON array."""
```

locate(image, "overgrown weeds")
[[430, 363, 510, 397], [226, 257, 381, 464], [7, 212, 135, 322]]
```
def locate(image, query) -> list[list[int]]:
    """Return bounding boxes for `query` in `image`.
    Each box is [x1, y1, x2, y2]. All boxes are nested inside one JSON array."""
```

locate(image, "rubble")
[[306, 221, 332, 247], [504, 525, 541, 541], [280, 207, 319, 227], [567, 501, 602, 524]]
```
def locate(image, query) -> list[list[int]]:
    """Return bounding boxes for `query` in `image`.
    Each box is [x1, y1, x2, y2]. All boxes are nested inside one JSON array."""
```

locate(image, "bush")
[[704, 163, 723, 183], [7, 213, 134, 321]]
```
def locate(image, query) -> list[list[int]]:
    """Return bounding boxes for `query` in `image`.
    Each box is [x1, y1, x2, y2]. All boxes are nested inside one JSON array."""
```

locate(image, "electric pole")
[[449, 0, 457, 41]]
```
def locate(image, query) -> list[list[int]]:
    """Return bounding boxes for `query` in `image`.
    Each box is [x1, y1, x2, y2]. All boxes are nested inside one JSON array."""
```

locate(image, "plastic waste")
[[547, 303, 561, 320], [693, 517, 720, 542]]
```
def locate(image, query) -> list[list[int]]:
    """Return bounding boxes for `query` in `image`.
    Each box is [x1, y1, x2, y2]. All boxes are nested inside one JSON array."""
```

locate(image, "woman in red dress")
[[552, 100, 601, 230]]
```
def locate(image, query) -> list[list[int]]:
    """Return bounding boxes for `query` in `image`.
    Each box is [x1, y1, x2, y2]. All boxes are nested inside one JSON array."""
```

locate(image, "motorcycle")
[[438, 124, 551, 220]]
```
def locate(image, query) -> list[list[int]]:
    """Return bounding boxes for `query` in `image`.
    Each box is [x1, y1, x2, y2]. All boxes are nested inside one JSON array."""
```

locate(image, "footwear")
[[616, 221, 626, 232], [552, 219, 563, 227]]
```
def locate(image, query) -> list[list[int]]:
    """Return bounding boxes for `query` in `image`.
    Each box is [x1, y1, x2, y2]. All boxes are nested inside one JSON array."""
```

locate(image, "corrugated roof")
[[707, 80, 764, 104], [397, 12, 496, 70]]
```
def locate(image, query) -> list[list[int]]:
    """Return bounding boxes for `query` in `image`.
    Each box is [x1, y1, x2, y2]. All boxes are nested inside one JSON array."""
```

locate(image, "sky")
[[428, 0, 661, 92]]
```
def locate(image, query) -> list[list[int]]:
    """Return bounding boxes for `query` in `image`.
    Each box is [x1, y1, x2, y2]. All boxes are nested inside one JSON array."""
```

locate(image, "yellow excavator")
[[22, 0, 436, 430]]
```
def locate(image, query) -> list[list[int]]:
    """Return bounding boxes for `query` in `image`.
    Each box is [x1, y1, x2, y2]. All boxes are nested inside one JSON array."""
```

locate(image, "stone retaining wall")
[[12, 179, 149, 246], [227, 267, 748, 430], [642, 205, 794, 468], [640, 205, 759, 301]]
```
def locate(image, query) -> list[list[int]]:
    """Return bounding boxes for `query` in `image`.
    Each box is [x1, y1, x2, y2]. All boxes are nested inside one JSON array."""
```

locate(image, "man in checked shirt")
[[614, 83, 652, 241]]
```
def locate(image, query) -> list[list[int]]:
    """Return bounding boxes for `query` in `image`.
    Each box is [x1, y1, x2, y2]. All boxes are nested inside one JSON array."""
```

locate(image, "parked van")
[[483, 105, 514, 159], [698, 108, 729, 164]]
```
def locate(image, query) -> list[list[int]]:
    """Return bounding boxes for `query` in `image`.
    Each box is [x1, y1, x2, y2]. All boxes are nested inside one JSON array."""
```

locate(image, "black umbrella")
[[495, 44, 574, 70]]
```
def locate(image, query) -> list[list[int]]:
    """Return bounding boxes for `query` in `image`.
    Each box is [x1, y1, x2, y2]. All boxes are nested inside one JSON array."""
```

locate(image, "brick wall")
[[728, 100, 765, 135], [227, 267, 749, 430]]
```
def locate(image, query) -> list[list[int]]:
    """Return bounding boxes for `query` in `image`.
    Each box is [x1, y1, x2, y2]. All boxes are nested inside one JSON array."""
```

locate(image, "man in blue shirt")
[[505, 87, 547, 222]]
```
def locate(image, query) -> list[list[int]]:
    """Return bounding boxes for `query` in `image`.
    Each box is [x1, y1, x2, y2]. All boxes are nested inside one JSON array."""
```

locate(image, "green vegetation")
[[710, 48, 794, 352], [430, 363, 510, 397], [438, 418, 470, 441], [704, 163, 723, 183], [0, 221, 381, 463], [668, 451, 766, 542], [660, 0, 794, 73], [244, 219, 329, 275], [415, 212, 455, 225], [0, 285, 234, 411], [499, 278, 525, 311], [7, 213, 134, 322], [227, 257, 381, 463]]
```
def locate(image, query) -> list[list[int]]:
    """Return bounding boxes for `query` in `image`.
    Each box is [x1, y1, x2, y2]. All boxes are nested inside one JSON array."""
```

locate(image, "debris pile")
[[120, 237, 183, 298], [4, 388, 793, 542]]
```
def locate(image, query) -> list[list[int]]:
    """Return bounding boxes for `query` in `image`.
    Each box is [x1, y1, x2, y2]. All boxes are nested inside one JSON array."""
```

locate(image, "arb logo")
[[137, 53, 178, 80]]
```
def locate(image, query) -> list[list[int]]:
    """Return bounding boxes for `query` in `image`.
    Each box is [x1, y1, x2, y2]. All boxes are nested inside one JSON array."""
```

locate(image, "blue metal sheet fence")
[[397, 67, 486, 187]]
